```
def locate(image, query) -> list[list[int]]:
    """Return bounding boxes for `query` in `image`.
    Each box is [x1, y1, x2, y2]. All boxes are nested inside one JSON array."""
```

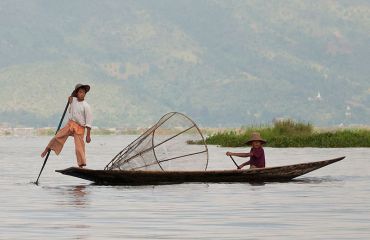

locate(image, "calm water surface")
[[0, 136, 369, 239]]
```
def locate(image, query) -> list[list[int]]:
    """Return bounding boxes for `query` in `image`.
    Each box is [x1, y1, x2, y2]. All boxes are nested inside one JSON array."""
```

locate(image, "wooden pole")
[[35, 100, 70, 185], [230, 156, 240, 169]]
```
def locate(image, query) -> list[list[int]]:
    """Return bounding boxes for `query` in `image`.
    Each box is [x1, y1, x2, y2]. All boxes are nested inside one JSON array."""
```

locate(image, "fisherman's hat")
[[72, 84, 90, 97], [246, 132, 267, 145]]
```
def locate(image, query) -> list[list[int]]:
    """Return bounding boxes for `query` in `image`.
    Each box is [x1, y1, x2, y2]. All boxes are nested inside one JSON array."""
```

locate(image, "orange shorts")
[[47, 120, 86, 166]]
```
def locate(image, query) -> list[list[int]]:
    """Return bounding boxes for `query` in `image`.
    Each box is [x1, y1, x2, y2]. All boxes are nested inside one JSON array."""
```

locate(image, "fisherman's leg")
[[73, 133, 86, 167], [41, 125, 71, 157]]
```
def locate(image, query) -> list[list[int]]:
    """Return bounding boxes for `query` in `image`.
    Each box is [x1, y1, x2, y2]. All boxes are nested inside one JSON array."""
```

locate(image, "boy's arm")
[[84, 103, 93, 129], [84, 102, 93, 144], [238, 160, 251, 169], [68, 96, 73, 113], [86, 127, 91, 143], [226, 152, 251, 158]]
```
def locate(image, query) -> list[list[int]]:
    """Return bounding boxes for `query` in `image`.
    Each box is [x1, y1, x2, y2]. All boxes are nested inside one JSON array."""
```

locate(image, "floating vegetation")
[[192, 120, 370, 148]]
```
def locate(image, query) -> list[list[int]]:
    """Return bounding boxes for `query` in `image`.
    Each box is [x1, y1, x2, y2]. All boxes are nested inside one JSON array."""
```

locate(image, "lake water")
[[0, 135, 369, 239]]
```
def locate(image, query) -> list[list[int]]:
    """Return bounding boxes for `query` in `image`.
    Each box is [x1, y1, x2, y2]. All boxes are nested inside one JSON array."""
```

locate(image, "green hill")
[[0, 1, 369, 127]]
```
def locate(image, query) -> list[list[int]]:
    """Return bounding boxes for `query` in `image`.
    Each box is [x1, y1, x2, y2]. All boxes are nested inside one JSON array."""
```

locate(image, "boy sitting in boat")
[[226, 132, 266, 169], [41, 84, 93, 168]]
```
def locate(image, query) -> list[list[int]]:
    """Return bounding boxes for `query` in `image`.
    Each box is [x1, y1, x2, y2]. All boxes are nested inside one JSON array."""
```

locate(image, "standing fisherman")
[[41, 84, 93, 168]]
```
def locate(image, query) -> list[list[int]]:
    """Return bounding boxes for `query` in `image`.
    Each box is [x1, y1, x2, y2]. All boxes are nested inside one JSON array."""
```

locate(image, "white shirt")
[[68, 97, 93, 128]]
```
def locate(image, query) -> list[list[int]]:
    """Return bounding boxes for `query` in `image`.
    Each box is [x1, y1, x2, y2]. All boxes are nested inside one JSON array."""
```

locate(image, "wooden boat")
[[56, 156, 345, 185]]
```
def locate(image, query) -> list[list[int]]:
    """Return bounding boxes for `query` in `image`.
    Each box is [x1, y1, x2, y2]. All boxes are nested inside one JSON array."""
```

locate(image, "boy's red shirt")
[[250, 147, 265, 168]]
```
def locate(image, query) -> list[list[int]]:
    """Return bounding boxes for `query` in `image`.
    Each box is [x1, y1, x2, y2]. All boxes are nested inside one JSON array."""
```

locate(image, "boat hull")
[[56, 157, 345, 185]]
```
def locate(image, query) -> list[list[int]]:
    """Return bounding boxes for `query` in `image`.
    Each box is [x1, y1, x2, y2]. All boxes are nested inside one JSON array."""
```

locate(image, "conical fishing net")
[[105, 112, 208, 171]]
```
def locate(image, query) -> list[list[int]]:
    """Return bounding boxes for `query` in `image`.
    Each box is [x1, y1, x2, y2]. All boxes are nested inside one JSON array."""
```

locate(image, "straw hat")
[[246, 132, 267, 145], [72, 84, 90, 97]]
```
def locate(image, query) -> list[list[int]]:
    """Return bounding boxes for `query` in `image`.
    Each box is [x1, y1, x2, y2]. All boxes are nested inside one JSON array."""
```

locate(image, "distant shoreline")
[[0, 126, 224, 136], [2, 123, 370, 148], [0, 127, 146, 136]]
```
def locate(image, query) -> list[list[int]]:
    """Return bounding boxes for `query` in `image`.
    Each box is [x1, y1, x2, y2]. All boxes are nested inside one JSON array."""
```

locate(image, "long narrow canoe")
[[56, 156, 345, 185]]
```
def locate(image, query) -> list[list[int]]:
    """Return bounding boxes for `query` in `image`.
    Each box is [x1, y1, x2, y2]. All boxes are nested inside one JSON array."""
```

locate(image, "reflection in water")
[[291, 176, 342, 184], [50, 185, 90, 207], [248, 182, 266, 186], [68, 185, 89, 207], [63, 185, 91, 240]]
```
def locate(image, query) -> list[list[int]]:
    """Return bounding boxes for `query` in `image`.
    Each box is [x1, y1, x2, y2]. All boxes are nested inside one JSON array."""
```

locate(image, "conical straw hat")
[[246, 132, 267, 145], [72, 83, 90, 97]]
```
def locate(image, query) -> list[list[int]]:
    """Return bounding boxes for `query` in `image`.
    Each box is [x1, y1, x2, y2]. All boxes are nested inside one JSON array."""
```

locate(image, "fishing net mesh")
[[105, 112, 208, 171]]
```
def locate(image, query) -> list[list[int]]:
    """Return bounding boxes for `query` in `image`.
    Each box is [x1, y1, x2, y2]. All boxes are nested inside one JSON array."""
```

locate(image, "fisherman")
[[41, 84, 93, 168], [226, 132, 266, 169]]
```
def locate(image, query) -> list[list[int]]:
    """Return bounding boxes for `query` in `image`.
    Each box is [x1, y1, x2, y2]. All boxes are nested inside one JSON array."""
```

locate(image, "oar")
[[34, 100, 70, 185], [229, 156, 240, 169]]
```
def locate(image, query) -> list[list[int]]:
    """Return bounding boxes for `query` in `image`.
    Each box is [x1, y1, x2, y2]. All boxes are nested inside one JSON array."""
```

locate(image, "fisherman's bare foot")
[[79, 164, 86, 168], [41, 148, 49, 158]]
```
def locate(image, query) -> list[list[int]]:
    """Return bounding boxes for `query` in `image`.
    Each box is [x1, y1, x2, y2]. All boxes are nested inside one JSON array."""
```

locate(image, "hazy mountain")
[[0, 0, 369, 127]]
